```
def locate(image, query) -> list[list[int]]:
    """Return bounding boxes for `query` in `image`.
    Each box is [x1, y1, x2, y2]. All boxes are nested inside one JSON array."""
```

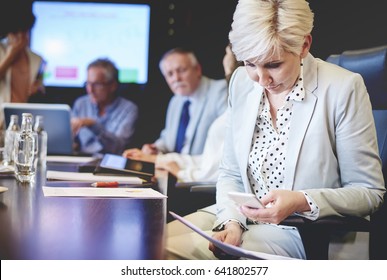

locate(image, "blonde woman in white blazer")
[[166, 0, 385, 260]]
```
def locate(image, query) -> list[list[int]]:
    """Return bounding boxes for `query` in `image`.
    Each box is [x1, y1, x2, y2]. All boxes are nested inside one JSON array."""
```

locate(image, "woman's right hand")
[[6, 32, 28, 59], [208, 221, 243, 259]]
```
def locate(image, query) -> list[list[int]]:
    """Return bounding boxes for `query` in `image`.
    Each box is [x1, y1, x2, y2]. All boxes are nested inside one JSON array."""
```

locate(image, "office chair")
[[369, 110, 387, 260], [166, 176, 216, 222], [326, 45, 387, 109], [326, 46, 387, 259]]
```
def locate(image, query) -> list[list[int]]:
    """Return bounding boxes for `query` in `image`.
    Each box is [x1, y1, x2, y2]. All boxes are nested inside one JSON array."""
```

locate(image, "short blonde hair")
[[229, 0, 314, 63]]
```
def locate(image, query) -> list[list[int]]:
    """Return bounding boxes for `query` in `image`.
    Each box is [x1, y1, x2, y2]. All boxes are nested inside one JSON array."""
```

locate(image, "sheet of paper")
[[44, 181, 153, 188], [169, 211, 297, 260], [43, 186, 166, 199], [46, 170, 143, 184], [0, 165, 14, 173], [46, 155, 97, 164]]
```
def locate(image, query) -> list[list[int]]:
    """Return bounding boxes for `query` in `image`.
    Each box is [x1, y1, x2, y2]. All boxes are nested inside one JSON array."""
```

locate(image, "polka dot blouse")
[[247, 61, 319, 222]]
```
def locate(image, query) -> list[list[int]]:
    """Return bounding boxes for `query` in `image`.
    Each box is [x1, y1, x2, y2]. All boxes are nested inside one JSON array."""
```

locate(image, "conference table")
[[0, 159, 168, 260]]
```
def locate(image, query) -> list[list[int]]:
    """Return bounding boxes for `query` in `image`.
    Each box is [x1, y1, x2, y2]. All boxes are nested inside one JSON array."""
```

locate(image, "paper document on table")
[[43, 186, 166, 198], [169, 211, 297, 260], [47, 170, 143, 184], [0, 165, 14, 174], [46, 155, 97, 163]]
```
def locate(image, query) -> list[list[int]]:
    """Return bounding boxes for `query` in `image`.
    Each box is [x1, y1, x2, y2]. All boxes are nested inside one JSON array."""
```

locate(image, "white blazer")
[[216, 53, 386, 226]]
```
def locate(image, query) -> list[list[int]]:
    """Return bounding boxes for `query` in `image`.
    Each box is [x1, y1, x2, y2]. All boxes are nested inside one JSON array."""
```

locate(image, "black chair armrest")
[[168, 180, 216, 219], [280, 215, 370, 232], [280, 215, 370, 259], [190, 184, 216, 194], [175, 181, 216, 188], [175, 181, 216, 194]]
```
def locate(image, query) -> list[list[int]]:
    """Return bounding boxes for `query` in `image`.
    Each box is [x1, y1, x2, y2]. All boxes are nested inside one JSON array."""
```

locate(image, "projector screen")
[[31, 1, 150, 87]]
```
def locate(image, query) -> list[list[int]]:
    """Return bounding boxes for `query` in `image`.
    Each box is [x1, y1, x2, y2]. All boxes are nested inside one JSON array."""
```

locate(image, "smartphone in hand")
[[228, 191, 265, 209]]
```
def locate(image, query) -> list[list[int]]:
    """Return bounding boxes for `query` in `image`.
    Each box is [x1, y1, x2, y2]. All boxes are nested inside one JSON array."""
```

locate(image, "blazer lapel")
[[284, 54, 318, 189], [285, 94, 317, 189], [236, 82, 263, 189]]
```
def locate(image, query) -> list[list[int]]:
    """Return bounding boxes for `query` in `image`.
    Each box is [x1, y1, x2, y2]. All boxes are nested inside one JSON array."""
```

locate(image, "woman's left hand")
[[239, 189, 310, 224]]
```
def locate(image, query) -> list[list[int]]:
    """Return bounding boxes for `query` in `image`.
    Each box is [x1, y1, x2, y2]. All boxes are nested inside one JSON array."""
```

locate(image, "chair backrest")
[[370, 110, 387, 259], [326, 45, 387, 109], [372, 110, 387, 177]]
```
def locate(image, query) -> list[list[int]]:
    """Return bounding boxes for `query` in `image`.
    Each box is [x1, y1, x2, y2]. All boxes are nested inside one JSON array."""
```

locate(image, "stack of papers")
[[46, 170, 143, 184], [46, 155, 97, 164], [0, 165, 14, 177], [43, 173, 166, 199], [43, 186, 166, 199], [0, 165, 14, 173]]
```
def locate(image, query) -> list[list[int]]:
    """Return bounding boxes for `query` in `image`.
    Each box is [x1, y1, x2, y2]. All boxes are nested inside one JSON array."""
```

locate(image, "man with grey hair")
[[129, 48, 228, 157], [71, 58, 139, 155]]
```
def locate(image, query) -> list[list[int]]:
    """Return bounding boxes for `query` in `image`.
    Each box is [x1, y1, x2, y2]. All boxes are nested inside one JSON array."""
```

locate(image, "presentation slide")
[[31, 1, 150, 87]]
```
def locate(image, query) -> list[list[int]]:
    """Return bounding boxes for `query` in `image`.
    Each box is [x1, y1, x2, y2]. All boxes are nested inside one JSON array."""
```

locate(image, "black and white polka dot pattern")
[[246, 61, 319, 222]]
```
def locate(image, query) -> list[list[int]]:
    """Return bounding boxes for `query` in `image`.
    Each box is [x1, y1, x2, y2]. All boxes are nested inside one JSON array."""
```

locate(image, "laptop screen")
[[2, 103, 73, 155]]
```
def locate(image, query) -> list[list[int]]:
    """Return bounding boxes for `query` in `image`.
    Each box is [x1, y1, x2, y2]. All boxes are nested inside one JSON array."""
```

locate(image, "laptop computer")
[[2, 103, 74, 155]]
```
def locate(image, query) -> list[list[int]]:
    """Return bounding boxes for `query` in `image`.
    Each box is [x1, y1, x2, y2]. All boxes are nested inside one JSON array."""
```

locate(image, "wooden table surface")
[[0, 162, 167, 260]]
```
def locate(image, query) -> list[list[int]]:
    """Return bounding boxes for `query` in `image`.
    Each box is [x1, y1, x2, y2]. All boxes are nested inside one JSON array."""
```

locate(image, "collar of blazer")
[[303, 53, 318, 94]]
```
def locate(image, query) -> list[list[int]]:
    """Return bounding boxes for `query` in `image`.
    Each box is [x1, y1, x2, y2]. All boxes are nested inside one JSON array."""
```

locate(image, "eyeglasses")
[[84, 81, 112, 90]]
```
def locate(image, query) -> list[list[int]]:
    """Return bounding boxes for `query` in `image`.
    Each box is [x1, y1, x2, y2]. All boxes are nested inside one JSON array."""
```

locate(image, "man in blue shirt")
[[71, 58, 138, 155]]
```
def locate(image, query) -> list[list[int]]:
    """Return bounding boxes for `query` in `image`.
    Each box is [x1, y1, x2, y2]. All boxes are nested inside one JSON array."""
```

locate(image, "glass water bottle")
[[4, 114, 20, 166], [34, 115, 48, 167], [14, 113, 37, 183]]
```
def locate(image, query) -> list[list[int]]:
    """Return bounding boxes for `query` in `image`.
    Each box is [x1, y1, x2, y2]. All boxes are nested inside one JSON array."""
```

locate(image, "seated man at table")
[[71, 58, 139, 155], [123, 45, 240, 182], [140, 48, 228, 156]]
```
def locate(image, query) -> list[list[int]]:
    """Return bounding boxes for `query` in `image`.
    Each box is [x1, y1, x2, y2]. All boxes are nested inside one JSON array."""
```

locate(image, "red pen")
[[91, 181, 119, 188]]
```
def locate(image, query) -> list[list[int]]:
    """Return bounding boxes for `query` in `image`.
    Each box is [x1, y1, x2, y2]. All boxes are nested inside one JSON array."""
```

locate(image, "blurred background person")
[[0, 0, 45, 129], [123, 45, 240, 182], [71, 58, 139, 155], [138, 48, 228, 156]]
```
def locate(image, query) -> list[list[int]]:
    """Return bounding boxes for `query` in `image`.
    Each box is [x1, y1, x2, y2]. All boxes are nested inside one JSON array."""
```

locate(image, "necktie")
[[175, 100, 191, 153]]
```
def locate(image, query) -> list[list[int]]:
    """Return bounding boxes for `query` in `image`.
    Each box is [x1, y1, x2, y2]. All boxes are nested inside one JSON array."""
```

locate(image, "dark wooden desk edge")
[[0, 163, 170, 260]]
